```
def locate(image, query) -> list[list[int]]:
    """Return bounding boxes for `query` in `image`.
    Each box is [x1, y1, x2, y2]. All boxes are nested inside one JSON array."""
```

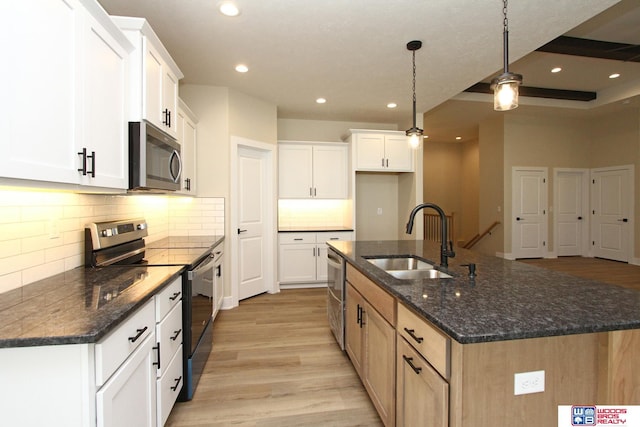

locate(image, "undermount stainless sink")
[[387, 269, 452, 280], [365, 256, 452, 280], [366, 256, 433, 271]]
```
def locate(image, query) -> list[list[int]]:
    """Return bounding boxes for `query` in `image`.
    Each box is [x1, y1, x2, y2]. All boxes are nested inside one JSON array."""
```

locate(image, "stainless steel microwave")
[[129, 120, 182, 192]]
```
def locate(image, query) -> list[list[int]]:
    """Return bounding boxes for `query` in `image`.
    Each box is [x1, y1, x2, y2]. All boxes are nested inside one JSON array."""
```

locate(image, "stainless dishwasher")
[[327, 247, 346, 350]]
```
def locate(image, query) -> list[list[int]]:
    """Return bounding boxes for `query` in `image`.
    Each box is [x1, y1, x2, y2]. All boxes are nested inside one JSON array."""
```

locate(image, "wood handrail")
[[463, 221, 501, 249]]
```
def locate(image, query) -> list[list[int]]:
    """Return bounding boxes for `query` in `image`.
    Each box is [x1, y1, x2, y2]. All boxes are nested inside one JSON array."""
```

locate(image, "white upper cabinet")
[[0, 0, 132, 190], [278, 142, 348, 199], [349, 129, 414, 172], [176, 99, 198, 195], [112, 17, 183, 139]]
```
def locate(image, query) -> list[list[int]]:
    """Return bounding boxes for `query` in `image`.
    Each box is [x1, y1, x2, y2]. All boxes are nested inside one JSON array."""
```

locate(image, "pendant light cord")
[[412, 49, 417, 128], [502, 0, 509, 73]]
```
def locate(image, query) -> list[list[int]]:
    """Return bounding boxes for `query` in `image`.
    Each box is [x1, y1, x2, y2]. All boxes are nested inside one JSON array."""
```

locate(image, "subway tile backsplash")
[[0, 190, 224, 294]]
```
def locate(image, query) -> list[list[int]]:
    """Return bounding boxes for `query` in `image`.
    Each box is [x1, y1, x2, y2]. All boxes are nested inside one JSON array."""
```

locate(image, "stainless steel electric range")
[[85, 219, 224, 401]]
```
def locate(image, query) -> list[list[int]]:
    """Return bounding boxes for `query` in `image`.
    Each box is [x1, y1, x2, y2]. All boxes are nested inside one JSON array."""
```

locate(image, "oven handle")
[[187, 253, 215, 281], [95, 247, 146, 267], [327, 250, 343, 270]]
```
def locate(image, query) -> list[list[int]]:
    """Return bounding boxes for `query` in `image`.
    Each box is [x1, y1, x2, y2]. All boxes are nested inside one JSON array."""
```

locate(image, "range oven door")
[[180, 252, 215, 401], [327, 248, 345, 350]]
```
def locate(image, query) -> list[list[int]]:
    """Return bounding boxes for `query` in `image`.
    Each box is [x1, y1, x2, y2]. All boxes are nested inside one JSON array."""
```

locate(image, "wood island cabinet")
[[343, 260, 640, 427], [345, 265, 396, 427]]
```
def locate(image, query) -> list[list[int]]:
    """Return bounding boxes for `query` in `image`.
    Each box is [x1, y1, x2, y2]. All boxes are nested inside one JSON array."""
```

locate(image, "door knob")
[[237, 228, 248, 234], [617, 218, 629, 222], [578, 216, 583, 220], [516, 217, 522, 221]]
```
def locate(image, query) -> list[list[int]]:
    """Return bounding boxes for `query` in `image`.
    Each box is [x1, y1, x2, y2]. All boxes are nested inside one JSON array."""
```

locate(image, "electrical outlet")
[[514, 370, 545, 395], [377, 207, 383, 215], [48, 219, 60, 239]]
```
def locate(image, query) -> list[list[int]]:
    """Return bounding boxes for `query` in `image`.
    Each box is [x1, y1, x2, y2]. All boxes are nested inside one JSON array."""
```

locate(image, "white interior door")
[[555, 169, 588, 256], [591, 166, 633, 262], [512, 168, 548, 259], [237, 146, 269, 300]]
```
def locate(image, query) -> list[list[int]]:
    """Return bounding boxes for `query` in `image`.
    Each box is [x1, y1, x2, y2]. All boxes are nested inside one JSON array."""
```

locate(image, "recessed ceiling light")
[[387, 103, 397, 109], [551, 67, 562, 73], [219, 2, 240, 17], [316, 98, 326, 104], [455, 136, 462, 140], [609, 73, 621, 79], [235, 64, 249, 73]]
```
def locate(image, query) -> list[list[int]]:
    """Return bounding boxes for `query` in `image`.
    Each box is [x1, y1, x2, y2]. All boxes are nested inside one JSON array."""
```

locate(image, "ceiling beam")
[[536, 35, 640, 63], [464, 83, 597, 102]]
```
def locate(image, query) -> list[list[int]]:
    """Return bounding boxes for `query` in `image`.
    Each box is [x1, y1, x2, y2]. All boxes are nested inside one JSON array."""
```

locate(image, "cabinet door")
[[397, 338, 448, 427], [162, 68, 179, 138], [355, 134, 386, 170], [0, 0, 82, 184], [278, 243, 316, 283], [144, 41, 164, 130], [312, 145, 348, 198], [363, 301, 396, 427], [176, 107, 197, 194], [384, 135, 413, 172], [80, 10, 129, 189], [278, 144, 313, 198], [96, 333, 157, 427], [316, 244, 328, 281], [345, 283, 364, 376]]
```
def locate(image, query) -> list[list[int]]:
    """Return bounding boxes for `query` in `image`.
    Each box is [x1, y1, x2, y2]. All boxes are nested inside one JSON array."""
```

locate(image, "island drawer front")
[[279, 232, 316, 244], [95, 298, 156, 386], [397, 303, 450, 379], [346, 264, 395, 326], [155, 276, 182, 321]]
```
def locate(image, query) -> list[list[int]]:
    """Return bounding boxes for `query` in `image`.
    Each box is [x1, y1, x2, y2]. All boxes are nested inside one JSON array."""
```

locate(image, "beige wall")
[[277, 118, 397, 142], [460, 139, 479, 245], [476, 117, 505, 256], [230, 89, 278, 144], [503, 113, 592, 253], [179, 85, 230, 198], [356, 173, 399, 240]]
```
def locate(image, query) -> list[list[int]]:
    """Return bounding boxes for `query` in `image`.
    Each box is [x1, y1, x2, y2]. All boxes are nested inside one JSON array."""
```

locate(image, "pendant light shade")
[[491, 0, 522, 111], [405, 40, 423, 149]]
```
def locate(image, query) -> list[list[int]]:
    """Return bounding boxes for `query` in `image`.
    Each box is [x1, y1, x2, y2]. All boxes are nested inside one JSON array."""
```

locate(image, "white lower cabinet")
[[154, 277, 183, 426], [0, 278, 183, 427], [278, 231, 352, 286], [96, 332, 157, 427]]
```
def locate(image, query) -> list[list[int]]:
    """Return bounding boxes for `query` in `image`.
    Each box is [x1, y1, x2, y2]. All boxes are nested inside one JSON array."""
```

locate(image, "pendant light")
[[405, 40, 423, 149], [490, 0, 522, 111]]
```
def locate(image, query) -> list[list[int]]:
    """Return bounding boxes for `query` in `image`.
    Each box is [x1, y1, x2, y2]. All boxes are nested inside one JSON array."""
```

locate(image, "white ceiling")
[[98, 0, 640, 141]]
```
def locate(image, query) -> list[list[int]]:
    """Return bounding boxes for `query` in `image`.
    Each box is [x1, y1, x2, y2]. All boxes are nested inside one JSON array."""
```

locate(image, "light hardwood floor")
[[166, 289, 383, 427], [519, 256, 640, 291]]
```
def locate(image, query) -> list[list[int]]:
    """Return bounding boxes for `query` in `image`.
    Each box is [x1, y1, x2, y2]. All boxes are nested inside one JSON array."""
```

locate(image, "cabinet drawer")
[[157, 346, 183, 427], [279, 232, 316, 244], [316, 231, 353, 242], [346, 264, 395, 326], [156, 302, 183, 378], [95, 299, 155, 387], [155, 276, 182, 321], [397, 303, 450, 379]]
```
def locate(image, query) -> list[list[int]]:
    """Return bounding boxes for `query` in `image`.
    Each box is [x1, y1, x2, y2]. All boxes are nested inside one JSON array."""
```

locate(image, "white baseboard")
[[279, 282, 328, 289], [221, 296, 236, 310], [631, 257, 640, 266]]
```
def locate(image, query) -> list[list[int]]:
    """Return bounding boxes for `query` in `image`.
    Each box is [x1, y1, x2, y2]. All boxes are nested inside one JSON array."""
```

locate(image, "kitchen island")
[[329, 239, 640, 427]]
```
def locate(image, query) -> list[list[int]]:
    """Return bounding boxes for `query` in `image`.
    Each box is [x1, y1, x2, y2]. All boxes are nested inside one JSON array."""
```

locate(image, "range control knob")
[[137, 223, 147, 230], [102, 229, 113, 237]]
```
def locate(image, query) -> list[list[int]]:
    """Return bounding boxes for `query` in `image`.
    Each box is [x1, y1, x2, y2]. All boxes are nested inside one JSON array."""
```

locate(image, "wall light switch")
[[514, 370, 545, 395], [377, 208, 383, 215]]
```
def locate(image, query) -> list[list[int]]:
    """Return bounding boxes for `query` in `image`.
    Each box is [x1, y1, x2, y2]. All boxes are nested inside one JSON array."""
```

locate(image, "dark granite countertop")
[[0, 265, 183, 348], [329, 240, 640, 344]]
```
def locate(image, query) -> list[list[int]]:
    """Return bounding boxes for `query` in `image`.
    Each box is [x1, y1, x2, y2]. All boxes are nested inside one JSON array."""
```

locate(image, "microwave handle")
[[169, 149, 182, 183]]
